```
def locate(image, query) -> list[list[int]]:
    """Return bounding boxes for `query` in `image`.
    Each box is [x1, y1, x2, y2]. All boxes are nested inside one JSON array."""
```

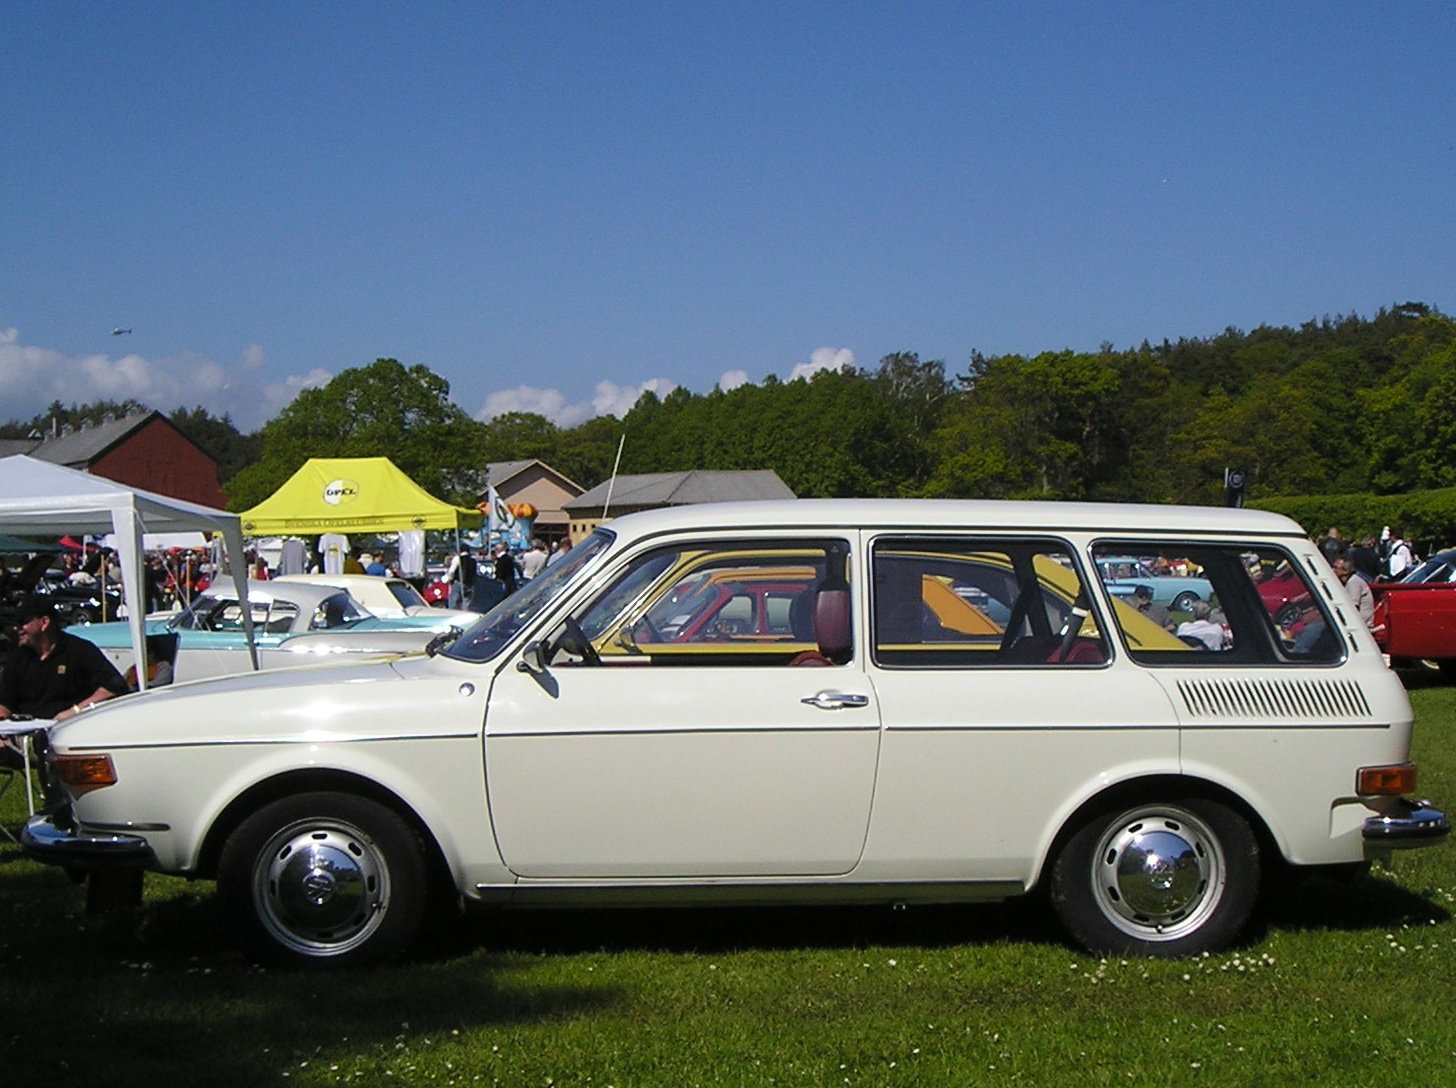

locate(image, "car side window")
[[310, 593, 363, 630], [262, 602, 299, 634], [566, 538, 853, 666], [1093, 542, 1342, 665], [871, 538, 1107, 668]]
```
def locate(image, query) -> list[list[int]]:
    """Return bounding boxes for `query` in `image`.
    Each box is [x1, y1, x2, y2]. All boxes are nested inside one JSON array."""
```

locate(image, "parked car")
[[0, 551, 126, 628], [69, 577, 465, 683], [1371, 548, 1456, 675], [22, 499, 1447, 967], [1094, 556, 1213, 612], [270, 573, 476, 623]]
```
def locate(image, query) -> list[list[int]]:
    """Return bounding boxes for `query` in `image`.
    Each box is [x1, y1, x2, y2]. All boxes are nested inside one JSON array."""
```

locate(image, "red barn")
[[23, 411, 227, 509]]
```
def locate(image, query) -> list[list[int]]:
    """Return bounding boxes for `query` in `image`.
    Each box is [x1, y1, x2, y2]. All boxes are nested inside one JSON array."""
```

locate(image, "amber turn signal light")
[[54, 753, 119, 795], [1356, 763, 1417, 796]]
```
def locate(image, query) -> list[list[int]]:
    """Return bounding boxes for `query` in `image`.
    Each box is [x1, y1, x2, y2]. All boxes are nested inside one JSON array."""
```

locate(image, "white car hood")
[[47, 656, 472, 751]]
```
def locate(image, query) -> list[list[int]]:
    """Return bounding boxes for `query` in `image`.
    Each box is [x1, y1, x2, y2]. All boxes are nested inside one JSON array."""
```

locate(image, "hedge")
[[1251, 489, 1456, 556]]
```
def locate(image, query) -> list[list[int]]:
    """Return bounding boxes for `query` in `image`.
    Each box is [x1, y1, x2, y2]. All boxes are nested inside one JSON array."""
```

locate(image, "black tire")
[[1170, 590, 1200, 614], [1049, 797, 1259, 957], [217, 791, 428, 969]]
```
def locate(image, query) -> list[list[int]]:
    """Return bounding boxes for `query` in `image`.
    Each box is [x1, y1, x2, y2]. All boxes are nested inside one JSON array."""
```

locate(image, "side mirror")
[[517, 640, 550, 675]]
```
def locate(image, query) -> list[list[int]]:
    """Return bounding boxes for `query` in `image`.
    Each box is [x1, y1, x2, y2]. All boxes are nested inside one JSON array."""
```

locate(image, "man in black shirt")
[[0, 599, 128, 722]]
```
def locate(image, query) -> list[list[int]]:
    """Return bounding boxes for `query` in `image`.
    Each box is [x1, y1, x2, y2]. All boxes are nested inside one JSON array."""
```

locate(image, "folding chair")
[[0, 750, 22, 844], [0, 726, 41, 844]]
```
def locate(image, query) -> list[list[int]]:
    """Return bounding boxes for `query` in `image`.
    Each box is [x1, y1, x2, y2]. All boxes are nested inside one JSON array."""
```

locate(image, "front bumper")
[[1363, 799, 1450, 850], [21, 810, 157, 870]]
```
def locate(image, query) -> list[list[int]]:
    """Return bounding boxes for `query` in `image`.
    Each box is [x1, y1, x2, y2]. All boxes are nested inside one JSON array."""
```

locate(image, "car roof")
[[598, 499, 1307, 542], [272, 574, 411, 591], [198, 576, 361, 612]]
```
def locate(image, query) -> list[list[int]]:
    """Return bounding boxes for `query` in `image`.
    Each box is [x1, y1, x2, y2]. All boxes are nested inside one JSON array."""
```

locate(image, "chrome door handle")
[[801, 691, 870, 710]]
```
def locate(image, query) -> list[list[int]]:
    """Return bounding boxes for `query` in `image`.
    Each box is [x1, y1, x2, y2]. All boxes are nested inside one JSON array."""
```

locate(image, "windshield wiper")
[[425, 625, 464, 657]]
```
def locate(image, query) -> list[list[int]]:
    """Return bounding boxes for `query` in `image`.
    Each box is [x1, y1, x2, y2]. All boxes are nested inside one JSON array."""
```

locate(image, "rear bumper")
[[21, 811, 157, 869], [1363, 799, 1450, 851]]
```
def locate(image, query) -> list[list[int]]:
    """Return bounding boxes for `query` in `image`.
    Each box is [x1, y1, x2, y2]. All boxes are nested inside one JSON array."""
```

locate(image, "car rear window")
[[1091, 542, 1342, 665]]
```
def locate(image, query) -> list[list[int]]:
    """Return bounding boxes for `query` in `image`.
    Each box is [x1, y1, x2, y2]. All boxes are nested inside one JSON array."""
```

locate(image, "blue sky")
[[5, 2, 1453, 431]]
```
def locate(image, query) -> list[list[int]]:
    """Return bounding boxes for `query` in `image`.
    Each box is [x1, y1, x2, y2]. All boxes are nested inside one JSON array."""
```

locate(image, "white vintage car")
[[269, 573, 476, 624], [71, 577, 469, 683], [21, 499, 1448, 967]]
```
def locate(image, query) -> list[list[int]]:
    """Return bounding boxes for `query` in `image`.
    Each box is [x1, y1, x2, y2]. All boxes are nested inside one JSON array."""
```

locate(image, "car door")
[[861, 536, 1181, 883], [483, 536, 882, 880]]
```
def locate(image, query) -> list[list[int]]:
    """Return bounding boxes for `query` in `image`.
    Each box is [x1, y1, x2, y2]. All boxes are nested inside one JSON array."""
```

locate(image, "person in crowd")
[[443, 547, 476, 609], [519, 538, 548, 582], [361, 552, 388, 577], [493, 543, 519, 595], [1318, 528, 1347, 564], [342, 549, 365, 575], [1348, 536, 1382, 582], [1129, 584, 1175, 631], [546, 537, 573, 568], [1175, 600, 1228, 651], [1385, 529, 1414, 580], [0, 600, 128, 723], [144, 555, 169, 612], [123, 634, 176, 690], [1332, 556, 1374, 626]]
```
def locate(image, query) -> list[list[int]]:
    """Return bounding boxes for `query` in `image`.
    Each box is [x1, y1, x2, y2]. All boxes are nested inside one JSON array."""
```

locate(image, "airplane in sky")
[[111, 327, 132, 336]]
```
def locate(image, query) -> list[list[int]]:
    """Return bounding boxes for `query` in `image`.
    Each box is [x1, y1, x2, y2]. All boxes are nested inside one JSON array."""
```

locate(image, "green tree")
[[925, 351, 1124, 500], [480, 412, 561, 466], [226, 359, 486, 509], [554, 414, 624, 489], [169, 406, 261, 486]]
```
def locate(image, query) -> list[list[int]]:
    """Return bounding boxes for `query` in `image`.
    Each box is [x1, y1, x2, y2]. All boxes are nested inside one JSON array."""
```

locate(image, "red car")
[[1371, 548, 1456, 675]]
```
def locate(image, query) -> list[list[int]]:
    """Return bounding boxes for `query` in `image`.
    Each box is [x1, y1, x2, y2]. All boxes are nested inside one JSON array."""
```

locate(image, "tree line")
[[5, 303, 1454, 538]]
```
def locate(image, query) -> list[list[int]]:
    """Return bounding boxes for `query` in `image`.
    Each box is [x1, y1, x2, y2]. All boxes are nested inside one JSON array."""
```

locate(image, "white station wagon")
[[22, 499, 1448, 966]]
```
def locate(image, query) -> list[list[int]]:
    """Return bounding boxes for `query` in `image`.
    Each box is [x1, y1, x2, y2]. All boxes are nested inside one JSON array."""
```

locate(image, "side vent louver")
[[1177, 677, 1372, 721]]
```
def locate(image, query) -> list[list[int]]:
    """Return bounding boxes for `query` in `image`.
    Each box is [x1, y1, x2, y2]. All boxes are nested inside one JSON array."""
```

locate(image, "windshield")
[[1403, 555, 1456, 584], [385, 580, 430, 609], [442, 530, 613, 662]]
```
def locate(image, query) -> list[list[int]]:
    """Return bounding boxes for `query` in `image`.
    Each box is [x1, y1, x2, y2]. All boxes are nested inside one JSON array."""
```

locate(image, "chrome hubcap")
[[1091, 807, 1224, 941], [254, 822, 389, 956]]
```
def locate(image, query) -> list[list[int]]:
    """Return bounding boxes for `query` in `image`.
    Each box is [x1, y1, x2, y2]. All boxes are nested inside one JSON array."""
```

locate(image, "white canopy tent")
[[0, 455, 255, 686]]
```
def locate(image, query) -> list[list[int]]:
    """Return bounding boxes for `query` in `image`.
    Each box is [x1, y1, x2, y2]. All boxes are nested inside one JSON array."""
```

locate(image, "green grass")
[[4, 688, 1456, 1087]]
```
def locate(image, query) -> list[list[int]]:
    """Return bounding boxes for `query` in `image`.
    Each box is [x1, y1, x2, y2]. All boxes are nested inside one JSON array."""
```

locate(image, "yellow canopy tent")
[[239, 457, 482, 535]]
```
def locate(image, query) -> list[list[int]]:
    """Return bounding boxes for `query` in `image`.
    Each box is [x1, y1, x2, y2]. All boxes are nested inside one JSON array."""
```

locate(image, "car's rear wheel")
[[218, 791, 427, 969], [1170, 590, 1201, 614], [1050, 797, 1259, 957]]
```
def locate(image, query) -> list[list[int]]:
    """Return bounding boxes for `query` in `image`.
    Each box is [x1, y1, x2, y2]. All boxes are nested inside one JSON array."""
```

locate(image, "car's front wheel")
[[1049, 798, 1259, 957], [1170, 590, 1201, 614], [217, 791, 428, 969]]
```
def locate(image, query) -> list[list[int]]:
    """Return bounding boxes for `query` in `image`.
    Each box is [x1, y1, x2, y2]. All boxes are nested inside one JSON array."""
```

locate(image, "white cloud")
[[477, 385, 573, 424], [471, 348, 858, 430], [476, 377, 679, 427], [0, 327, 863, 439], [789, 346, 855, 382], [0, 327, 323, 431]]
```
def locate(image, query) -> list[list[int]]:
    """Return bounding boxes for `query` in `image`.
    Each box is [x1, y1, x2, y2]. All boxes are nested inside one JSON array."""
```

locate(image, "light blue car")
[[1095, 556, 1213, 613], [71, 577, 464, 684]]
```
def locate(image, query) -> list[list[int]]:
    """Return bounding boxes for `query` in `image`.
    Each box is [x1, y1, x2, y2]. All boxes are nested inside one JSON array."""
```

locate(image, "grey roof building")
[[564, 470, 795, 526]]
